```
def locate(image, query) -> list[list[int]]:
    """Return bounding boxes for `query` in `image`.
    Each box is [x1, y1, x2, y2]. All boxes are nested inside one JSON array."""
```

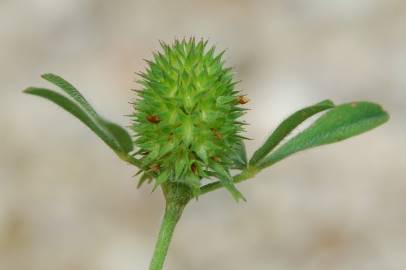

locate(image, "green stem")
[[118, 152, 142, 168], [149, 183, 191, 270], [200, 165, 259, 195]]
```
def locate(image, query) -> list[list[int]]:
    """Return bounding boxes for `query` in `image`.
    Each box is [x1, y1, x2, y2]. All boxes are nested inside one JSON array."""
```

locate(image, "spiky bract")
[[131, 38, 247, 199]]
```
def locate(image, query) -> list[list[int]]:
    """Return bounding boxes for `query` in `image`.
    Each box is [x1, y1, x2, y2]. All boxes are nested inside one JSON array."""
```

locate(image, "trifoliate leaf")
[[250, 99, 334, 165], [257, 101, 389, 169]]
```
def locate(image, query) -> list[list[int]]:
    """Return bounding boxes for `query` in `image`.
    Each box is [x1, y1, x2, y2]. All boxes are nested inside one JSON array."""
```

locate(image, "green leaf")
[[100, 118, 133, 154], [41, 73, 98, 118], [211, 163, 246, 202], [256, 101, 389, 169], [23, 87, 121, 153], [250, 99, 335, 165], [28, 75, 135, 157]]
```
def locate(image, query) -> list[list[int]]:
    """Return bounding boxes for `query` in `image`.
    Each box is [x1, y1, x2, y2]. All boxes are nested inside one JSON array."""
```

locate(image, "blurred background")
[[1, 0, 405, 269]]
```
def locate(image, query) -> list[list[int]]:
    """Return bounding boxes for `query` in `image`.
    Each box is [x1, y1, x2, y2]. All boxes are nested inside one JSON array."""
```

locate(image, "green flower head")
[[131, 38, 248, 198]]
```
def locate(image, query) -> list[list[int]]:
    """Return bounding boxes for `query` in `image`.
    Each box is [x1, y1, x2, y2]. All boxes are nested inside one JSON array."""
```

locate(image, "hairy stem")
[[149, 202, 185, 270], [149, 183, 191, 270]]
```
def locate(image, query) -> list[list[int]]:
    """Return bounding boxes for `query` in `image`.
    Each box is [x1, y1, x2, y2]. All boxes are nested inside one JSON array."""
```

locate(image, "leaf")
[[41, 73, 98, 118], [100, 118, 133, 154], [256, 102, 389, 169], [249, 99, 335, 165], [211, 163, 246, 202], [28, 74, 136, 156], [26, 73, 139, 168], [23, 87, 121, 152]]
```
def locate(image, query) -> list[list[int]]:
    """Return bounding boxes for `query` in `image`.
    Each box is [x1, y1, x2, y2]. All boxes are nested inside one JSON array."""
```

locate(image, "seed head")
[[131, 38, 247, 196]]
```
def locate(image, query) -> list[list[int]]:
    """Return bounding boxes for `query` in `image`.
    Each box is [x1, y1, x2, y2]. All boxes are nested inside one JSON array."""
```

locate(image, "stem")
[[149, 202, 185, 270], [118, 152, 142, 168], [200, 165, 259, 195], [149, 183, 191, 270]]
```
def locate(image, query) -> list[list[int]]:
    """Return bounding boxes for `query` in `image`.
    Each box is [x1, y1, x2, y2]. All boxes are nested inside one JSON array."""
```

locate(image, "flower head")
[[132, 38, 247, 197]]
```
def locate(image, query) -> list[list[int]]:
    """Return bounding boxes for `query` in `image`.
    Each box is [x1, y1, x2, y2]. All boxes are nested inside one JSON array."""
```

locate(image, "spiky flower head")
[[132, 38, 248, 200]]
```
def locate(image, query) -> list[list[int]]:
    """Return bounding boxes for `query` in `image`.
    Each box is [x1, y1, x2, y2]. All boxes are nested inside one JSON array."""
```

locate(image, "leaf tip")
[[230, 187, 247, 202], [318, 99, 335, 108], [22, 87, 35, 94], [41, 73, 56, 80], [380, 109, 390, 124]]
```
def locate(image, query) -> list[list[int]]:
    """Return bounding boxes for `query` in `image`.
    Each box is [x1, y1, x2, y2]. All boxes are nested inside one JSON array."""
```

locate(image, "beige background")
[[1, 0, 405, 269]]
